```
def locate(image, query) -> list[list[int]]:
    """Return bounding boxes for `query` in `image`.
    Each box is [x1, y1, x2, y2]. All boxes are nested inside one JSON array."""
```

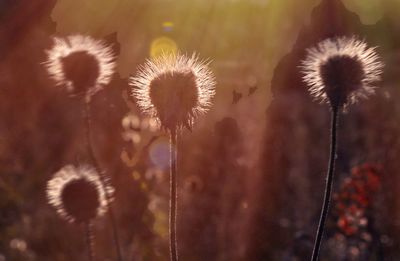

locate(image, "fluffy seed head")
[[301, 36, 383, 108], [45, 35, 116, 99], [47, 165, 114, 224], [130, 53, 216, 130]]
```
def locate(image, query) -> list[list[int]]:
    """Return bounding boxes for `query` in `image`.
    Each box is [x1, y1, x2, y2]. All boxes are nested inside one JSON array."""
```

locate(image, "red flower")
[[334, 163, 382, 237]]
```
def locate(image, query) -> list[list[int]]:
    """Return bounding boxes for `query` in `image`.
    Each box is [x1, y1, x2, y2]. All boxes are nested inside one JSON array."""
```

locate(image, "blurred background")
[[1, 0, 400, 260]]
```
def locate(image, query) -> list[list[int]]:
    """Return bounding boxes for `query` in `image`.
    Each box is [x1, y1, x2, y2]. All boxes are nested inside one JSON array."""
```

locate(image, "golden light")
[[150, 36, 178, 59]]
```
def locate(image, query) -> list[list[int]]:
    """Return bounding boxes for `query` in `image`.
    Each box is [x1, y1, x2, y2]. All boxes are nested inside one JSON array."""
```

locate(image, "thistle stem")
[[85, 222, 95, 261], [169, 129, 179, 261], [83, 100, 123, 261], [311, 106, 339, 261]]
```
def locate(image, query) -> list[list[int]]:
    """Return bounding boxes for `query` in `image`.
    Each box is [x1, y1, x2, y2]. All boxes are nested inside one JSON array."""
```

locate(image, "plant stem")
[[83, 100, 123, 261], [311, 106, 339, 261], [85, 222, 95, 261], [169, 128, 179, 261]]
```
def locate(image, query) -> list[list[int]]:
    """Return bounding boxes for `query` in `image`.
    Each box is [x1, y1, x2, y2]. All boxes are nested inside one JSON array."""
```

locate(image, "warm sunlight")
[[0, 0, 399, 260]]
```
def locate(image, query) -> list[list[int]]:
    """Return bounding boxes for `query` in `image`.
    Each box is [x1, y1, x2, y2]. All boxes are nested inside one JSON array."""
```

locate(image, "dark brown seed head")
[[61, 179, 100, 223], [131, 53, 216, 130], [320, 55, 365, 107], [149, 70, 198, 130], [61, 51, 100, 95], [302, 37, 383, 109]]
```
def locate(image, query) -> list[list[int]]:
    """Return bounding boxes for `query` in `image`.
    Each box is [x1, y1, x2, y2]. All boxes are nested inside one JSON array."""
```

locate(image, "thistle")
[[131, 53, 216, 131], [130, 53, 216, 261], [45, 35, 115, 101], [45, 35, 123, 260], [47, 165, 114, 260], [301, 36, 383, 261], [302, 36, 383, 109]]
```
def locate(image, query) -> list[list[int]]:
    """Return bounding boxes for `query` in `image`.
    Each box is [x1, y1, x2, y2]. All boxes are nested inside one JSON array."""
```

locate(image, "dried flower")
[[130, 53, 216, 130], [301, 36, 383, 108], [47, 165, 114, 223], [45, 35, 115, 99]]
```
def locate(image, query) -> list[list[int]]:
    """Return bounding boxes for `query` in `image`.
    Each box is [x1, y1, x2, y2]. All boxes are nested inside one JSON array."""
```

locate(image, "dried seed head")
[[45, 35, 115, 100], [61, 178, 99, 223], [61, 51, 100, 95], [301, 36, 383, 109], [130, 53, 216, 131], [149, 70, 198, 130], [47, 165, 114, 224]]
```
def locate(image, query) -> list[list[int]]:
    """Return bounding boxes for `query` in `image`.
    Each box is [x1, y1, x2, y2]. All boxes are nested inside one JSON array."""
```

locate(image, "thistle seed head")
[[61, 178, 99, 223], [47, 165, 114, 224], [301, 36, 383, 109], [130, 53, 216, 131], [45, 35, 115, 100]]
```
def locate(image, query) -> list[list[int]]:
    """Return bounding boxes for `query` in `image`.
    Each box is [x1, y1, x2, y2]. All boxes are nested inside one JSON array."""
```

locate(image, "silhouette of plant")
[[301, 36, 383, 260], [47, 164, 114, 260], [45, 34, 123, 260], [131, 53, 216, 261]]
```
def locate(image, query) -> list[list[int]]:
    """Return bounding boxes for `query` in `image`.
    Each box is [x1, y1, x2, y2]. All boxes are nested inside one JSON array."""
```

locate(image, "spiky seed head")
[[47, 165, 114, 224], [61, 51, 100, 95], [45, 35, 116, 100], [130, 53, 216, 131], [301, 36, 383, 109], [61, 179, 99, 223], [149, 70, 198, 130]]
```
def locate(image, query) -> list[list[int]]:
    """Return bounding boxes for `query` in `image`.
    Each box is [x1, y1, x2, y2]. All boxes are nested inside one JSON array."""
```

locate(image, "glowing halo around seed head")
[[45, 35, 116, 99], [301, 36, 383, 108], [130, 53, 216, 130], [46, 164, 114, 224]]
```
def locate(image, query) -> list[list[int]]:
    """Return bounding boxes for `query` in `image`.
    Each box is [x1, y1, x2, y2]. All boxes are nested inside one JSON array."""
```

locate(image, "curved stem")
[[169, 129, 179, 261], [83, 100, 124, 261], [85, 222, 95, 261], [311, 107, 339, 261]]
